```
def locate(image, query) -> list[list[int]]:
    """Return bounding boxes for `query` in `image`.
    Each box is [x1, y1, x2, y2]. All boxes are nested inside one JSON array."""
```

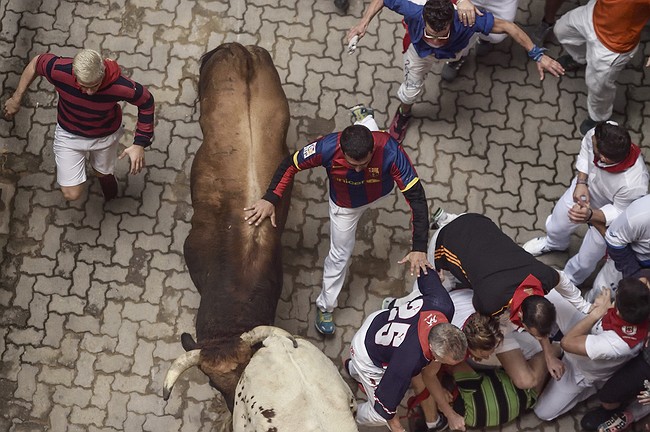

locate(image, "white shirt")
[[605, 194, 650, 265], [574, 128, 649, 225]]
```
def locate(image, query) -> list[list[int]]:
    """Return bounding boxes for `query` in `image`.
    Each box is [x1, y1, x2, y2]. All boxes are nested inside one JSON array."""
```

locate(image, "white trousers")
[[349, 310, 389, 426], [545, 180, 607, 285], [534, 290, 594, 420], [584, 258, 622, 303], [398, 39, 477, 105], [554, 0, 638, 121], [316, 116, 380, 313], [473, 0, 519, 44]]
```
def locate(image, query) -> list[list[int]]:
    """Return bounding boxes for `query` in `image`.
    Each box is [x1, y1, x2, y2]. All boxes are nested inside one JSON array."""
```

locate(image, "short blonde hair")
[[73, 49, 105, 85]]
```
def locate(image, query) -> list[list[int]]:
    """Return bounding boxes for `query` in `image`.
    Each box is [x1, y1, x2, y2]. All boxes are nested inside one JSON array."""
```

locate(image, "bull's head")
[[163, 326, 297, 406]]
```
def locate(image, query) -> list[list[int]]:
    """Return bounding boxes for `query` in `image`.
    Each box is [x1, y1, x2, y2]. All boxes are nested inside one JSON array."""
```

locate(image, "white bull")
[[232, 326, 358, 432]]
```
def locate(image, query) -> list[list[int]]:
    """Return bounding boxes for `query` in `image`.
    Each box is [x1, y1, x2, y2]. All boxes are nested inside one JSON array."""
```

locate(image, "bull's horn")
[[163, 349, 201, 400], [240, 326, 298, 348]]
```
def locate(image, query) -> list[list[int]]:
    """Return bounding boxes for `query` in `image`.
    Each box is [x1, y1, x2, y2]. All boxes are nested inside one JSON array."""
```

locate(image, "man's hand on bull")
[[119, 144, 145, 175], [244, 199, 276, 227], [398, 251, 433, 276]]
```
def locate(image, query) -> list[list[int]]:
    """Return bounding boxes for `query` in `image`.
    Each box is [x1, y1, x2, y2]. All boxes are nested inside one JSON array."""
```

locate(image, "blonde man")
[[4, 49, 155, 201]]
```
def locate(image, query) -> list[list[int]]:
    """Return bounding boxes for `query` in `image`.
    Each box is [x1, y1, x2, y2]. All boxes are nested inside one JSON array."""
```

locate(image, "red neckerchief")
[[509, 274, 545, 327], [601, 307, 649, 348], [593, 143, 641, 173]]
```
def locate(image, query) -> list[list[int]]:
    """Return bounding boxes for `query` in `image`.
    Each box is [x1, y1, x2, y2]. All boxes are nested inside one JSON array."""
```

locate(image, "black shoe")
[[581, 407, 620, 431], [557, 54, 583, 72], [334, 0, 349, 12], [427, 413, 449, 432], [441, 59, 465, 82], [580, 117, 599, 135]]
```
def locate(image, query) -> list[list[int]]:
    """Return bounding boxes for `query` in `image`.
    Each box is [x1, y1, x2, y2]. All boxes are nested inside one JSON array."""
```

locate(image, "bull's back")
[[186, 43, 291, 340]]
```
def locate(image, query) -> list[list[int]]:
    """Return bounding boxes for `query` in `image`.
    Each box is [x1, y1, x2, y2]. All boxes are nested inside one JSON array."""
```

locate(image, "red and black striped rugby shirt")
[[36, 53, 154, 147]]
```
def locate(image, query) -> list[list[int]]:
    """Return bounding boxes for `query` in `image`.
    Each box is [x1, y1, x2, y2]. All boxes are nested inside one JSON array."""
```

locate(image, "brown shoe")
[[98, 174, 118, 202]]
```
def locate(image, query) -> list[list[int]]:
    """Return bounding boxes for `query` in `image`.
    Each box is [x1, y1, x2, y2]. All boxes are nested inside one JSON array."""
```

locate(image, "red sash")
[[601, 307, 649, 348], [509, 274, 545, 327], [593, 143, 641, 173]]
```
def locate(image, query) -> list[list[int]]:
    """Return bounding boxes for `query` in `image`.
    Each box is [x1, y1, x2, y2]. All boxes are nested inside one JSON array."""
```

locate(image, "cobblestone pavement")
[[1, 0, 649, 431]]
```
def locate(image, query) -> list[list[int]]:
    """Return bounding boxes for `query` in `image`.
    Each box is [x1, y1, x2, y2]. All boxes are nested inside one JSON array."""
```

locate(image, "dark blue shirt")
[[384, 0, 495, 59], [364, 271, 455, 419]]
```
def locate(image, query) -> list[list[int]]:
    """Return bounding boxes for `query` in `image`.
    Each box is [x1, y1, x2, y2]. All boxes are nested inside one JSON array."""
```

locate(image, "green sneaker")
[[315, 309, 335, 334], [349, 104, 374, 124]]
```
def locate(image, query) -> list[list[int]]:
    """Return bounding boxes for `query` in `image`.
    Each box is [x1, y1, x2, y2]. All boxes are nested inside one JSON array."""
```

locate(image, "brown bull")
[[163, 43, 291, 410]]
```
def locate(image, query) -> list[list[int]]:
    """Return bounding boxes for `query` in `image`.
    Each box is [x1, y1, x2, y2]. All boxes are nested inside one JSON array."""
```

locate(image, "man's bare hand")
[[456, 0, 482, 26], [398, 251, 433, 276], [536, 55, 565, 80], [546, 355, 565, 380], [448, 412, 466, 431], [3, 96, 21, 119], [244, 199, 276, 227], [592, 288, 613, 316], [119, 145, 145, 175]]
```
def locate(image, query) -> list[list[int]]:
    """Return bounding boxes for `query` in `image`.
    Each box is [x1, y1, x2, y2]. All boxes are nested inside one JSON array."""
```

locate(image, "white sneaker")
[[431, 208, 458, 230], [522, 236, 553, 257]]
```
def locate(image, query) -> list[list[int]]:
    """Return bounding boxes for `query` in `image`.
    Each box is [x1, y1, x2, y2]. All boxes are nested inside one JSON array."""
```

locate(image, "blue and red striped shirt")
[[262, 131, 429, 251], [36, 53, 155, 147]]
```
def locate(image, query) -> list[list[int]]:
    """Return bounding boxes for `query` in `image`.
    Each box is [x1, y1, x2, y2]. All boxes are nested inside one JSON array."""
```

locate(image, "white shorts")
[[53, 124, 124, 187]]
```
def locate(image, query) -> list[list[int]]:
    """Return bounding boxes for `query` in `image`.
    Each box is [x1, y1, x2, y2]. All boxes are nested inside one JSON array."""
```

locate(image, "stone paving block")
[[14, 363, 38, 401], [39, 365, 75, 387], [96, 352, 133, 374], [73, 351, 96, 389], [81, 334, 117, 354], [7, 326, 43, 346], [13, 275, 35, 309], [70, 405, 106, 427], [122, 301, 158, 323], [30, 382, 52, 418], [27, 292, 48, 329], [58, 334, 81, 366], [48, 405, 71, 432], [49, 294, 85, 315], [90, 374, 114, 409], [115, 319, 139, 356]]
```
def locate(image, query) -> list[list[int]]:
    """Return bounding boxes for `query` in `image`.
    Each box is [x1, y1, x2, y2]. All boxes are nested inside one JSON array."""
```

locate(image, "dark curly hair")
[[594, 122, 631, 163], [423, 0, 455, 32]]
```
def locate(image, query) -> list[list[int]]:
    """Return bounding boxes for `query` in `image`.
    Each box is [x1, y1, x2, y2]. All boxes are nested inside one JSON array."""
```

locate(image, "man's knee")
[[61, 186, 83, 201], [509, 372, 538, 390], [397, 81, 423, 105], [533, 402, 558, 421]]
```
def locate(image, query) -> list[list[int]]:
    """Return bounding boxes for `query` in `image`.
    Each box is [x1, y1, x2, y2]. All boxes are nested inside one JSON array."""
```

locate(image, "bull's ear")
[[240, 326, 297, 348], [163, 349, 201, 400]]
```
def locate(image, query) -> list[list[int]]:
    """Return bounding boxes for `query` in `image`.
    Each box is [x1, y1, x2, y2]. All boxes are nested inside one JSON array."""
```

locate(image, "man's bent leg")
[[317, 200, 367, 313], [534, 361, 594, 420], [497, 348, 544, 390], [544, 183, 581, 250], [563, 225, 607, 285], [53, 125, 89, 201]]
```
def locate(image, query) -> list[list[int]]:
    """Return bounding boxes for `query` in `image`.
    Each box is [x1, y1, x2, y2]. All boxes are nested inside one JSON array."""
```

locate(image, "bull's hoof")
[[334, 0, 349, 13], [181, 333, 198, 351]]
